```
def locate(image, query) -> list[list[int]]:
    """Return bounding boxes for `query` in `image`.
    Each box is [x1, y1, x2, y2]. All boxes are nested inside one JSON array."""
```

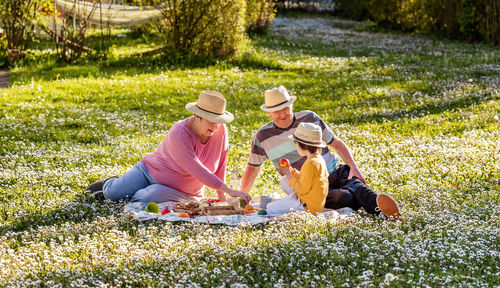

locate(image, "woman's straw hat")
[[260, 86, 297, 112], [185, 91, 234, 123], [288, 122, 327, 148]]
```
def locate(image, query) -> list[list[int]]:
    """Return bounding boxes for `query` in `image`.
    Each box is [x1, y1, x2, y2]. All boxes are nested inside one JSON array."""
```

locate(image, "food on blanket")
[[199, 198, 226, 209], [243, 204, 257, 214], [258, 209, 267, 215], [173, 202, 201, 216], [177, 212, 190, 218], [160, 207, 171, 215], [239, 198, 247, 208], [204, 198, 221, 204], [145, 202, 159, 214], [174, 200, 244, 216], [279, 158, 290, 168], [204, 208, 244, 216]]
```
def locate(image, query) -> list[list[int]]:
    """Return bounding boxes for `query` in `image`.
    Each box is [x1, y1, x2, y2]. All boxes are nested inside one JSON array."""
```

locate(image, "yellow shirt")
[[288, 153, 329, 215]]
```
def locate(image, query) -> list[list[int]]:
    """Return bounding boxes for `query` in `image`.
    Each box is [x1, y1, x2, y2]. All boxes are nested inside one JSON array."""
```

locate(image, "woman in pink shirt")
[[86, 91, 251, 204]]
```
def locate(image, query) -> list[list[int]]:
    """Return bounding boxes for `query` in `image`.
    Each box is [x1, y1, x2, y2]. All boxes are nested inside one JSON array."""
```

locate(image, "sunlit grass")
[[0, 15, 498, 287]]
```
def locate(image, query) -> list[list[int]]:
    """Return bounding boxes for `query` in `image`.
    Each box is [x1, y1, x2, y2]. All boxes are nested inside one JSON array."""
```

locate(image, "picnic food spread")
[[173, 199, 245, 216]]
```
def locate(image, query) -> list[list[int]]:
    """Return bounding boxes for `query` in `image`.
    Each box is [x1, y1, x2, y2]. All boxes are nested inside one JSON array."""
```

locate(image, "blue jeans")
[[103, 162, 198, 203]]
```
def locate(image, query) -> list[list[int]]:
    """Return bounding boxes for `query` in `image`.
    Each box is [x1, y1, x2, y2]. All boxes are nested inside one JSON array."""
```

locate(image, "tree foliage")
[[152, 0, 246, 58], [334, 0, 499, 44], [246, 0, 275, 33], [0, 0, 46, 52]]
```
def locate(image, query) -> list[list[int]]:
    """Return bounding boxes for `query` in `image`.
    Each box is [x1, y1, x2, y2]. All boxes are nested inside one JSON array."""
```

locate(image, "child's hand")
[[278, 166, 292, 178]]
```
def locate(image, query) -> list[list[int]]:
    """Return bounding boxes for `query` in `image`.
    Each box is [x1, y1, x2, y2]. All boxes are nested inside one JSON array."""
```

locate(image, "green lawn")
[[0, 15, 498, 287]]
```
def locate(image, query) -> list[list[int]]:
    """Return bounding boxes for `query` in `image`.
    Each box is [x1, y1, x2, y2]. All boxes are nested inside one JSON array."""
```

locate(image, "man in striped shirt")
[[240, 86, 400, 218]]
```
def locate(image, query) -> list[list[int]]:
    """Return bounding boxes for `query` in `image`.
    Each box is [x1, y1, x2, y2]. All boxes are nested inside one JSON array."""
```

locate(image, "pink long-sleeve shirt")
[[141, 119, 228, 197]]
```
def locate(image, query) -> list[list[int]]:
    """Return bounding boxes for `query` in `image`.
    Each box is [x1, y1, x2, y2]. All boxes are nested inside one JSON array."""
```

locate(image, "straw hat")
[[289, 122, 327, 148], [260, 86, 297, 112], [185, 91, 234, 123]]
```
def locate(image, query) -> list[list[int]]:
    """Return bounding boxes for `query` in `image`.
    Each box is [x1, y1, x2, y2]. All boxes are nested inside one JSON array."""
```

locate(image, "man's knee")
[[325, 188, 359, 210], [343, 177, 365, 193]]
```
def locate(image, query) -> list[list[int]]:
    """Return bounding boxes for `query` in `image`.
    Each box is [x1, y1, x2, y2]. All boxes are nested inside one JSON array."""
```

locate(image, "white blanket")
[[125, 202, 355, 226]]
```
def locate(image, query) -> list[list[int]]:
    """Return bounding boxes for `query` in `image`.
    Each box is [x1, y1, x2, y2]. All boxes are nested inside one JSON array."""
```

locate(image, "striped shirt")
[[248, 110, 338, 174]]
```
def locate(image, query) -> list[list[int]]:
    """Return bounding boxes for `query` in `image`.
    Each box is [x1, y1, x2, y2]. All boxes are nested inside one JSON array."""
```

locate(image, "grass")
[[0, 14, 499, 287]]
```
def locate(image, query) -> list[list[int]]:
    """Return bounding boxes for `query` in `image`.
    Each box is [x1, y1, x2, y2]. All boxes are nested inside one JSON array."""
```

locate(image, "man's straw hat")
[[260, 86, 297, 112], [289, 122, 327, 148], [185, 91, 234, 123]]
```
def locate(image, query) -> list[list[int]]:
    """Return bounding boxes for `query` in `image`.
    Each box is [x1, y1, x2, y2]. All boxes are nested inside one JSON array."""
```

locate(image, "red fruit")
[[160, 207, 171, 215], [279, 158, 290, 168]]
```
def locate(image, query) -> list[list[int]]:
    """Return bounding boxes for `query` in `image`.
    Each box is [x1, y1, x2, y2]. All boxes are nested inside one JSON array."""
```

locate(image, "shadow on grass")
[[0, 193, 122, 236], [10, 51, 286, 85], [335, 90, 495, 125]]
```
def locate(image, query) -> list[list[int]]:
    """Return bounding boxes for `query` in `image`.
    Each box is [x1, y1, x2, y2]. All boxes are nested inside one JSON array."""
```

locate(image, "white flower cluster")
[[0, 16, 498, 287]]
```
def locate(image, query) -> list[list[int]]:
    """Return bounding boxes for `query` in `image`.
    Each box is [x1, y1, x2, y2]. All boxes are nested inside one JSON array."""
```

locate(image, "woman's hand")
[[227, 189, 251, 204], [216, 190, 227, 202], [219, 183, 251, 204]]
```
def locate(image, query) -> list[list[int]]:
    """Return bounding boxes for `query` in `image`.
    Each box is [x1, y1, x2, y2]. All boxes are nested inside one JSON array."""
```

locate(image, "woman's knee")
[[104, 179, 135, 202], [131, 184, 190, 203], [131, 186, 157, 203]]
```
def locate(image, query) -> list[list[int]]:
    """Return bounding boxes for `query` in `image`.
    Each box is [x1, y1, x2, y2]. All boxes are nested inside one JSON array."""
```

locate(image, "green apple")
[[145, 202, 159, 214]]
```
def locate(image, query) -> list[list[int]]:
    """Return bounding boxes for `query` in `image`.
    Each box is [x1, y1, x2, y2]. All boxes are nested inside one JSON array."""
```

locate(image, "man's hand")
[[330, 138, 366, 184], [348, 166, 366, 184]]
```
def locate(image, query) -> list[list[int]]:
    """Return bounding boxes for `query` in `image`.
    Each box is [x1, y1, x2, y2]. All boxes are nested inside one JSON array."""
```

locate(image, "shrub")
[[246, 0, 276, 33], [333, 0, 499, 44], [0, 0, 46, 52], [153, 0, 246, 59], [333, 0, 370, 21]]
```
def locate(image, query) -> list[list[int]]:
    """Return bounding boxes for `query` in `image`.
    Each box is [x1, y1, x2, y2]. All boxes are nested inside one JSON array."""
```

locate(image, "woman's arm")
[[214, 128, 229, 201], [217, 183, 251, 203], [168, 129, 225, 191]]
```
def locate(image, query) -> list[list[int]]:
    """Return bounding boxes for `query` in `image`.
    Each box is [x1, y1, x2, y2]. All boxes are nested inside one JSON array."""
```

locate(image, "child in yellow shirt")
[[268, 122, 329, 215]]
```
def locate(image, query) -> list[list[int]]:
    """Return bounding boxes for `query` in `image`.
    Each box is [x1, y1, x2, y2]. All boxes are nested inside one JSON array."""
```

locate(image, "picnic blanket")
[[125, 201, 355, 226]]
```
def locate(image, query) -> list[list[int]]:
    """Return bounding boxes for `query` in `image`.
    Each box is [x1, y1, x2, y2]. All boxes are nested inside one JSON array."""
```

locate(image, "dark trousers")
[[324, 164, 379, 215]]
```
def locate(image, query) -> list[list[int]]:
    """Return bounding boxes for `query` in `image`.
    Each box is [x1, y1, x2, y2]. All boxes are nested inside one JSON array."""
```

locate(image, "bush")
[[0, 0, 47, 52], [333, 0, 499, 44], [246, 0, 276, 33], [153, 0, 246, 59], [333, 0, 370, 21]]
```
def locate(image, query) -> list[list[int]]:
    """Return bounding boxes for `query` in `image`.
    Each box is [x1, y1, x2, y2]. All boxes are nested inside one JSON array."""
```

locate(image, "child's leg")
[[280, 176, 296, 195], [266, 192, 305, 214]]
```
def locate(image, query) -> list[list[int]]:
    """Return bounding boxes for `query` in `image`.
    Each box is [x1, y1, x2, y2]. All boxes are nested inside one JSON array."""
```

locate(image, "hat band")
[[265, 99, 291, 109], [294, 135, 321, 146], [196, 104, 224, 115]]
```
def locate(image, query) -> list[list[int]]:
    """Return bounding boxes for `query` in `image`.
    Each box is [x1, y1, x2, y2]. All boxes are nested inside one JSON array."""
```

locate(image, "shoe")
[[86, 176, 118, 199], [376, 193, 400, 220]]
